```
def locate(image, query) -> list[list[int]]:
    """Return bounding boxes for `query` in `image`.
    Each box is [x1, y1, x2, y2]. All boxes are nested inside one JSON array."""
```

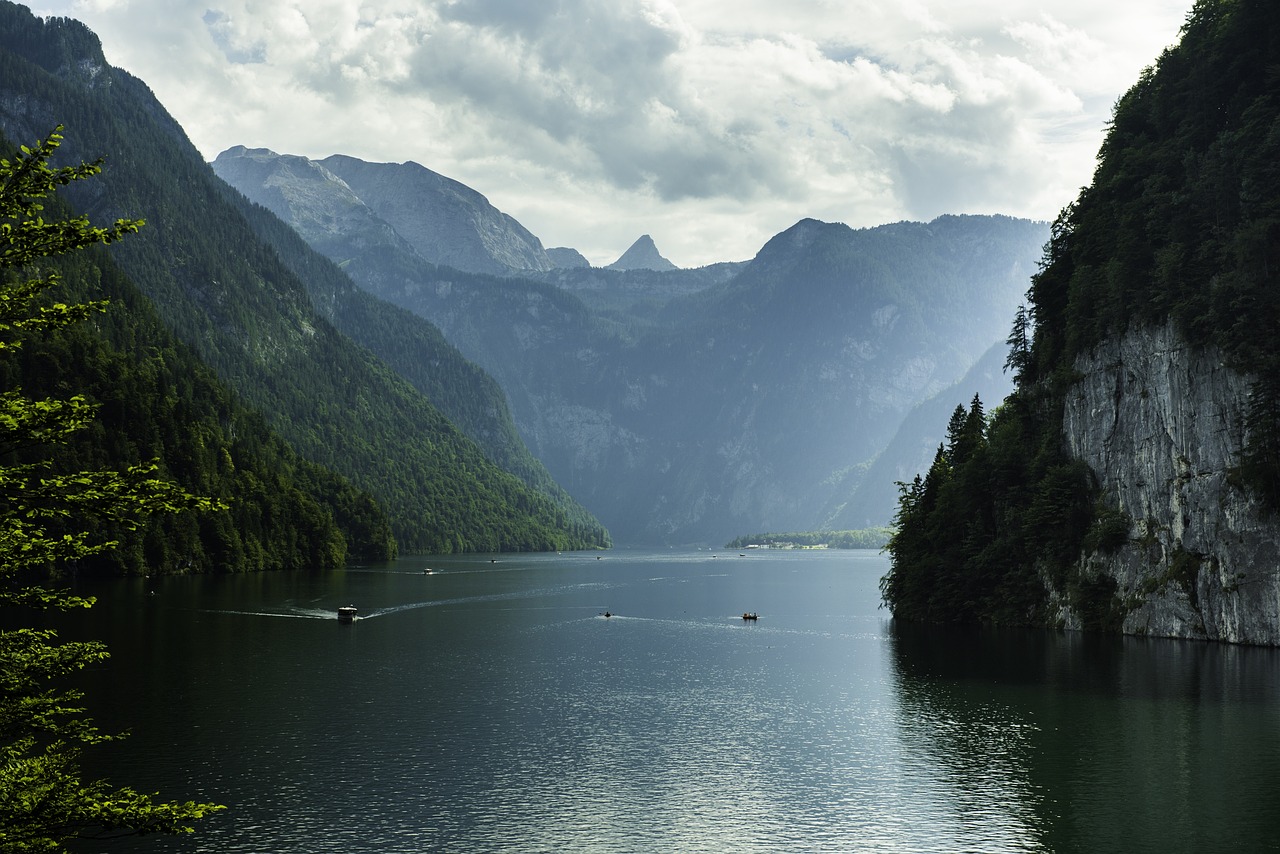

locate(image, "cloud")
[[36, 0, 1189, 265]]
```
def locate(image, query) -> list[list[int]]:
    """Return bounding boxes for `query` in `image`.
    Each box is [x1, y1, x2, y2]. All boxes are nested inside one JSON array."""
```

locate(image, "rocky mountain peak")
[[606, 234, 678, 271]]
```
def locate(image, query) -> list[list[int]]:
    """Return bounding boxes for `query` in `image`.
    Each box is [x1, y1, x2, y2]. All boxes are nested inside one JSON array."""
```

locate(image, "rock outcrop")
[[1060, 322, 1280, 644]]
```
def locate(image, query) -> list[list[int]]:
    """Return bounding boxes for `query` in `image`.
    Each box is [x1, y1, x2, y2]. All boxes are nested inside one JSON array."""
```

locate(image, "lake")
[[49, 549, 1280, 852]]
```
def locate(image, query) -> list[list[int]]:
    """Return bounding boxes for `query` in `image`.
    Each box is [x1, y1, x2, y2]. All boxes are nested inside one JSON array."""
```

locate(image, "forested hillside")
[[882, 0, 1280, 631], [0, 4, 610, 554], [212, 178, 609, 550], [0, 161, 394, 573]]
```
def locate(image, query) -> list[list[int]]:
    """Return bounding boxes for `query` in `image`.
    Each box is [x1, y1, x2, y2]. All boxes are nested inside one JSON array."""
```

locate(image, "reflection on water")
[[888, 624, 1280, 853], [36, 550, 1280, 852]]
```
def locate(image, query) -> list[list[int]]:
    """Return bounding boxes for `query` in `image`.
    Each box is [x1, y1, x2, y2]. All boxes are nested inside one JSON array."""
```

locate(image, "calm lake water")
[[48, 549, 1280, 852]]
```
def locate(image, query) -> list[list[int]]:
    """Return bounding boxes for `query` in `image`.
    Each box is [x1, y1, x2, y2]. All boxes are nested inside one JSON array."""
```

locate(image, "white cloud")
[[35, 0, 1190, 266]]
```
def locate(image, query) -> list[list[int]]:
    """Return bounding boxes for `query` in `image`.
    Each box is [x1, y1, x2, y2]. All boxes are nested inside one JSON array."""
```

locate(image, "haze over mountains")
[[0, 0, 1050, 555], [214, 145, 1047, 544]]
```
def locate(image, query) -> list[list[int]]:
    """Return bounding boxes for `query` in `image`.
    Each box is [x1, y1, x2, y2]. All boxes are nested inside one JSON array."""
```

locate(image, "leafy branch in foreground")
[[0, 126, 224, 852]]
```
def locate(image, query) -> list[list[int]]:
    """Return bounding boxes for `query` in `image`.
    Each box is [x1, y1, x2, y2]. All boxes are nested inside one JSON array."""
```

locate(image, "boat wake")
[[202, 608, 334, 620], [200, 580, 618, 622]]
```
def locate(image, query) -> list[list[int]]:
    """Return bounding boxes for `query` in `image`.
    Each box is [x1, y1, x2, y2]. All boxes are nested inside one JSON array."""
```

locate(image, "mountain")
[[547, 247, 591, 269], [211, 146, 411, 262], [319, 154, 554, 276], [0, 2, 609, 554], [605, 234, 678, 271], [881, 0, 1280, 645], [212, 147, 556, 277], [217, 144, 1050, 545]]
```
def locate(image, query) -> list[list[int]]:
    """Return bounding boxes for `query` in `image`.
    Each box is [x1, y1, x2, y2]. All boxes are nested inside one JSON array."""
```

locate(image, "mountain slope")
[[821, 340, 1014, 530], [0, 166, 394, 573], [211, 169, 609, 544], [0, 3, 609, 553]]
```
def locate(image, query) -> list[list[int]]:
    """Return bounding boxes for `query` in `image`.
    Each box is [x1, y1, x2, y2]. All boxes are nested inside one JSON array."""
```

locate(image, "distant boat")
[[337, 605, 357, 623], [742, 612, 758, 621]]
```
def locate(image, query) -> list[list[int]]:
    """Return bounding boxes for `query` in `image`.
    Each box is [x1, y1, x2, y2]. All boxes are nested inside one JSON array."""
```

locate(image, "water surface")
[[50, 549, 1280, 852]]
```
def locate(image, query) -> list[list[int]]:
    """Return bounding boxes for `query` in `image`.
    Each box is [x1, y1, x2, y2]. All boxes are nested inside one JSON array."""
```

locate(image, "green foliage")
[[1083, 503, 1132, 554], [0, 134, 396, 571], [0, 126, 222, 852], [881, 394, 1096, 625], [218, 187, 610, 551], [1068, 573, 1125, 633]]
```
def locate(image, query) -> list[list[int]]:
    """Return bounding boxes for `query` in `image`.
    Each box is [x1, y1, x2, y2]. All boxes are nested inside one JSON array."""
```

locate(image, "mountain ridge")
[[0, 1, 610, 553], [215, 143, 1049, 544]]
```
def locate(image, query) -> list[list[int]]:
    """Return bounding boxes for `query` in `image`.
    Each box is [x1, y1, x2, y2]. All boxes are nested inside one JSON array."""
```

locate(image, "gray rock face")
[[212, 147, 408, 259], [1060, 322, 1280, 644], [213, 148, 554, 276], [318, 155, 554, 275]]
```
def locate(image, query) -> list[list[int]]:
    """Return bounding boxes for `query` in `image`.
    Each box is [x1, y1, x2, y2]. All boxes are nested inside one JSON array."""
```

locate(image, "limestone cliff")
[[1058, 322, 1280, 644]]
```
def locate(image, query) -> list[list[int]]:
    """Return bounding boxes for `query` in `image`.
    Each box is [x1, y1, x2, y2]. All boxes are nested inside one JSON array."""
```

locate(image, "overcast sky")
[[32, 0, 1191, 267]]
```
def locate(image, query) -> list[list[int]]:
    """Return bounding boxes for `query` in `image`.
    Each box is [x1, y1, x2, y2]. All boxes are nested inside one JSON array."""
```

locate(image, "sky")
[[31, 0, 1192, 267]]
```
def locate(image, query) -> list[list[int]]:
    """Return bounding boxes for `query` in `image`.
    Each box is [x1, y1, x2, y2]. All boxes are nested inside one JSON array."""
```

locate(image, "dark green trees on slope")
[[0, 4, 609, 554], [0, 127, 395, 572], [215, 182, 608, 550], [883, 0, 1280, 626]]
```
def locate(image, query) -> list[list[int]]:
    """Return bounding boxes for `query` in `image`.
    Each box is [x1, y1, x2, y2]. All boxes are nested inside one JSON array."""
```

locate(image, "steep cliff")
[[1060, 322, 1280, 644], [881, 0, 1280, 644]]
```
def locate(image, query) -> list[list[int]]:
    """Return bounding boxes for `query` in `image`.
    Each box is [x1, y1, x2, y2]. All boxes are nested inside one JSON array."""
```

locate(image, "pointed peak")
[[606, 234, 678, 271]]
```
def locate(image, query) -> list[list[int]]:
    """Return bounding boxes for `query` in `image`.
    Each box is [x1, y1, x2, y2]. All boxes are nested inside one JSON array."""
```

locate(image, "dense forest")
[[882, 0, 1280, 626], [210, 164, 609, 549], [0, 145, 395, 573], [0, 4, 611, 555]]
